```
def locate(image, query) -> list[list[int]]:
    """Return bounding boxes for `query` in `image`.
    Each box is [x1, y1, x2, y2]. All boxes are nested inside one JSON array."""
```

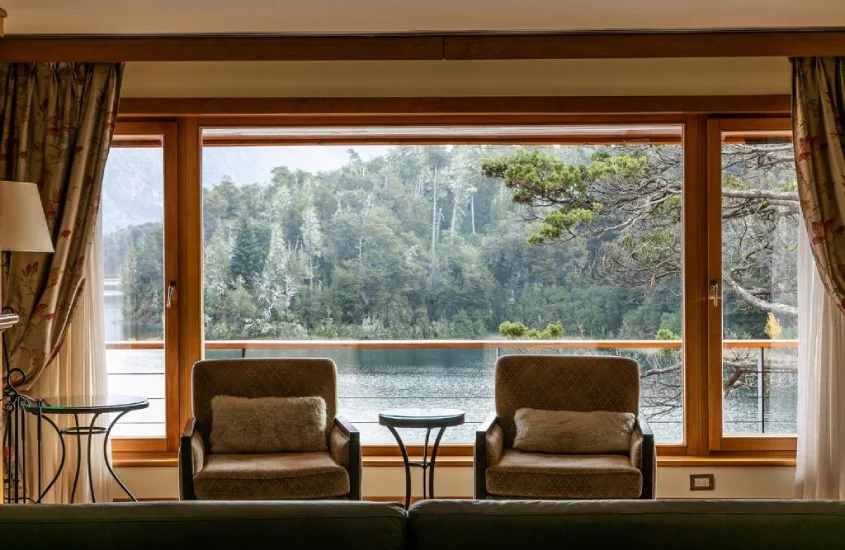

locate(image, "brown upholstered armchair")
[[474, 355, 655, 500], [179, 358, 361, 500]]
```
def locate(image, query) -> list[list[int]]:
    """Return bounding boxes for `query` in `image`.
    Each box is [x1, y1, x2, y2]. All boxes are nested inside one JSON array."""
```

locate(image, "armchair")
[[474, 355, 655, 500], [179, 358, 361, 501]]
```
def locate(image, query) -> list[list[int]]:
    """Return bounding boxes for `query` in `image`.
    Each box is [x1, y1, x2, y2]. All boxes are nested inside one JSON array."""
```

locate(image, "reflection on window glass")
[[102, 142, 166, 438], [721, 134, 798, 435], [201, 131, 684, 444]]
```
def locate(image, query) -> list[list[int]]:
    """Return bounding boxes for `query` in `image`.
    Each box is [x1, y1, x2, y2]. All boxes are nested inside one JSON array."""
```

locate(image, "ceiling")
[[6, 0, 845, 35]]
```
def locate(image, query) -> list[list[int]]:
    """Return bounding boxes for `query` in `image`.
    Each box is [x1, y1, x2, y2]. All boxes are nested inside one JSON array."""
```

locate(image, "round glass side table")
[[378, 408, 465, 508], [23, 394, 149, 503]]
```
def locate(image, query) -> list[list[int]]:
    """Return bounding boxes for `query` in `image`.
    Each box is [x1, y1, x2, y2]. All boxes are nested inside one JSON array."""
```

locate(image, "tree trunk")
[[308, 253, 314, 298], [431, 165, 438, 269], [470, 193, 476, 234], [450, 192, 459, 244]]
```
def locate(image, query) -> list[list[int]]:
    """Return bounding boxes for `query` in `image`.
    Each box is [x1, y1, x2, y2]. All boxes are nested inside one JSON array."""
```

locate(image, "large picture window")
[[100, 112, 798, 461], [200, 126, 685, 444]]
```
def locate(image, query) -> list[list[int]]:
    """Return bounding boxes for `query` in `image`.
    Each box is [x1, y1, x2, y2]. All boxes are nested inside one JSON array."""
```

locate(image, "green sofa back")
[[407, 500, 845, 550], [0, 501, 406, 550], [4, 499, 845, 550]]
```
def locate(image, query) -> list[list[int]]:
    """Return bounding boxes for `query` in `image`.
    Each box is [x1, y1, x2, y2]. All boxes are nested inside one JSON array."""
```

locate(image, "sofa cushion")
[[194, 452, 349, 500], [407, 500, 845, 550], [513, 408, 635, 454], [210, 395, 327, 453], [486, 449, 641, 499], [1, 501, 406, 550]]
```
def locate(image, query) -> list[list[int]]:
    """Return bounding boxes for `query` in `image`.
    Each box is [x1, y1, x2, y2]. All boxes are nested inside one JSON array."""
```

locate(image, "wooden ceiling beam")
[[118, 95, 791, 117], [444, 29, 845, 59], [0, 35, 444, 62], [0, 29, 844, 62]]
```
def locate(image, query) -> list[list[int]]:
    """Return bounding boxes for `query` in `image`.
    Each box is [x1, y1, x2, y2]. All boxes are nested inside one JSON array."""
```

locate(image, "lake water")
[[106, 346, 686, 443]]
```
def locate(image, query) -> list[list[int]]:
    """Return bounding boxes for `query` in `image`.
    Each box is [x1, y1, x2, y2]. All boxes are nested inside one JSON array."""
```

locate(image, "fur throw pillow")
[[513, 408, 635, 454], [210, 395, 327, 454]]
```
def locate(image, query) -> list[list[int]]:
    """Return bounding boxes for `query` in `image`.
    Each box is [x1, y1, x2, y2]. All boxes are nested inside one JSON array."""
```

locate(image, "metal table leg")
[[104, 410, 137, 501], [428, 427, 446, 499], [421, 428, 431, 500], [70, 414, 81, 503], [385, 425, 412, 509], [86, 413, 101, 503]]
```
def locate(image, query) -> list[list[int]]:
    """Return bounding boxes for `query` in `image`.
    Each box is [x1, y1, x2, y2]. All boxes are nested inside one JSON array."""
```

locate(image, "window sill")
[[114, 451, 178, 468], [113, 451, 796, 469]]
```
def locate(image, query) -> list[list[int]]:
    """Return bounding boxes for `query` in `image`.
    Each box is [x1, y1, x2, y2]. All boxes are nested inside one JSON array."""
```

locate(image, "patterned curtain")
[[0, 63, 123, 389], [792, 57, 845, 313]]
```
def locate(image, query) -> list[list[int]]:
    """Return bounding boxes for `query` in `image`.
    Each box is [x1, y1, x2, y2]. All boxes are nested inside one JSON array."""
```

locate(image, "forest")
[[105, 142, 797, 346]]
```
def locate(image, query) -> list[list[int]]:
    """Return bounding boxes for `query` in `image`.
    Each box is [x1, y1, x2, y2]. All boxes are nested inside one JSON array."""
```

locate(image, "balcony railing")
[[105, 339, 798, 442], [106, 338, 797, 351]]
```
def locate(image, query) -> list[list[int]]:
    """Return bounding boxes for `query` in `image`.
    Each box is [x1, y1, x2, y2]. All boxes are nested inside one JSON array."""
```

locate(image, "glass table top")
[[22, 394, 149, 413], [379, 408, 465, 421], [378, 408, 466, 428]]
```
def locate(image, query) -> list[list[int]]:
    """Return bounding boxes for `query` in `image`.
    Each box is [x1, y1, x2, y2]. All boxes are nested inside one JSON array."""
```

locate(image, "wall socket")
[[689, 474, 715, 491]]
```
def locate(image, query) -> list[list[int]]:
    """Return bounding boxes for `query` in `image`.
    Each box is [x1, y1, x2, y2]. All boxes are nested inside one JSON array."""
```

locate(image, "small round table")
[[23, 394, 149, 503], [378, 408, 465, 508]]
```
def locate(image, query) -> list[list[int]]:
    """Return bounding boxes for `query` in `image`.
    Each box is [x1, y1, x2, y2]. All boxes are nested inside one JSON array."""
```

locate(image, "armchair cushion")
[[194, 452, 349, 500], [630, 423, 644, 469], [487, 424, 505, 468], [209, 395, 328, 454], [495, 356, 640, 448], [329, 425, 350, 469], [486, 450, 642, 499], [190, 430, 206, 475], [513, 408, 635, 454]]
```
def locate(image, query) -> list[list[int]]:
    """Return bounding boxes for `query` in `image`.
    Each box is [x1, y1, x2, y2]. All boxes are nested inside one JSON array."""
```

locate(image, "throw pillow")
[[210, 395, 328, 454], [513, 408, 635, 454]]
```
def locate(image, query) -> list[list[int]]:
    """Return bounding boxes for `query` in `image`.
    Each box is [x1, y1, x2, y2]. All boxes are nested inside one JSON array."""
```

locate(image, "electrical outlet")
[[690, 474, 715, 491]]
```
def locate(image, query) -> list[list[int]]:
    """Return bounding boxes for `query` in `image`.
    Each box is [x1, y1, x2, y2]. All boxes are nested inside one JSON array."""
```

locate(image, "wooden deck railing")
[[105, 339, 798, 351]]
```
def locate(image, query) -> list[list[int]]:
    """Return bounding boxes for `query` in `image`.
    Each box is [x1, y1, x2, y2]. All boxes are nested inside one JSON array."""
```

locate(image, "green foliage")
[[498, 320, 565, 340], [111, 144, 694, 342], [498, 321, 527, 339], [655, 328, 680, 340], [541, 321, 565, 339]]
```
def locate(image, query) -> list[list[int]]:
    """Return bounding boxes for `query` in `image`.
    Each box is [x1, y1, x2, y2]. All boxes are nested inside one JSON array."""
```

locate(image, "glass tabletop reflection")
[[379, 408, 465, 428], [22, 394, 149, 413]]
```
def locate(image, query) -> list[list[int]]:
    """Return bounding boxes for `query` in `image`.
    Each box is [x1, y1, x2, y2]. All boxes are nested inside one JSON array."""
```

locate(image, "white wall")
[[121, 58, 790, 98], [11, 0, 845, 35], [112, 465, 796, 501]]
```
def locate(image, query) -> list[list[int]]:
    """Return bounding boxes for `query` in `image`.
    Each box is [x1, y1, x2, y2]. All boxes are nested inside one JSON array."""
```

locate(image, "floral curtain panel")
[[0, 63, 123, 389], [793, 57, 845, 498], [792, 57, 845, 313]]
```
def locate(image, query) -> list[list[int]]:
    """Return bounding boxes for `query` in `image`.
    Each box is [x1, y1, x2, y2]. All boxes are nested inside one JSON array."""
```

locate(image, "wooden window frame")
[[109, 121, 180, 454], [111, 97, 798, 466], [705, 117, 798, 453]]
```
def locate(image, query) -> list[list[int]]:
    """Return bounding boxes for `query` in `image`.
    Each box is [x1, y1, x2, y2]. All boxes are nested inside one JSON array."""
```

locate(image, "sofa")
[[3, 499, 845, 550]]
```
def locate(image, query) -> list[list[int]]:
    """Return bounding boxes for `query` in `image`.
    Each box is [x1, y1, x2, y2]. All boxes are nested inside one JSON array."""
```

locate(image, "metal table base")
[[35, 409, 137, 503]]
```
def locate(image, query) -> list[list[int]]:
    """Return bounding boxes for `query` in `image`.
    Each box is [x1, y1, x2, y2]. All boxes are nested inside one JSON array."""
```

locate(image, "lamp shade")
[[0, 180, 54, 253]]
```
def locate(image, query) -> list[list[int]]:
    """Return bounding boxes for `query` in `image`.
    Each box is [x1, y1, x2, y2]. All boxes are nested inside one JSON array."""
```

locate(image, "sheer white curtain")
[[796, 221, 845, 499], [26, 224, 111, 503]]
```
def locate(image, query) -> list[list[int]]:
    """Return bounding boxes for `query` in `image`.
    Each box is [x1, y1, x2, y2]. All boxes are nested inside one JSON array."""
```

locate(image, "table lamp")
[[1, 180, 54, 503], [0, 180, 54, 330]]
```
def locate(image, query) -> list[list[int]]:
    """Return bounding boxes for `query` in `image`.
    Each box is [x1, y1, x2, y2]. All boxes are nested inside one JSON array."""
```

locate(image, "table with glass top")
[[378, 408, 465, 508], [22, 394, 148, 503]]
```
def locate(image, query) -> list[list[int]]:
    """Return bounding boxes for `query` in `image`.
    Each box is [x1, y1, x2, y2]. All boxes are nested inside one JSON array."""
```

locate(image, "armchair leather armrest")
[[634, 415, 656, 500], [331, 416, 362, 501], [475, 412, 501, 499], [179, 418, 203, 500]]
